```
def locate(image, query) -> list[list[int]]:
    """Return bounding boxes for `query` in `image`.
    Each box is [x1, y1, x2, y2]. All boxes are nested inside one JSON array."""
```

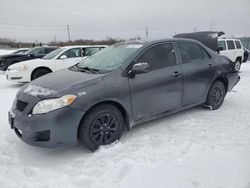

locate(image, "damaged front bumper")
[[9, 92, 84, 148]]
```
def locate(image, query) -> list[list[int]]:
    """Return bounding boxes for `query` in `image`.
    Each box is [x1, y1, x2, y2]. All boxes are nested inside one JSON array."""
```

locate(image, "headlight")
[[32, 95, 77, 115], [9, 64, 28, 71]]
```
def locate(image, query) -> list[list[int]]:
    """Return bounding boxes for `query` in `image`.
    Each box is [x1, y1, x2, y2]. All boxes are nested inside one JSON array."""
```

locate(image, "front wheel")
[[205, 81, 226, 110], [78, 104, 124, 151], [31, 68, 51, 80]]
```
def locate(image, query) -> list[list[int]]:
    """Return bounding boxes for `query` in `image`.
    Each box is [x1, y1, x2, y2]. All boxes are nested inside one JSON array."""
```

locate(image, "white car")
[[5, 45, 106, 82], [217, 38, 245, 71]]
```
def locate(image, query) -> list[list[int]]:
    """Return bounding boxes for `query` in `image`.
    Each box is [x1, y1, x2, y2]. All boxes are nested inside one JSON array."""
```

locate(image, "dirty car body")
[[9, 38, 240, 148]]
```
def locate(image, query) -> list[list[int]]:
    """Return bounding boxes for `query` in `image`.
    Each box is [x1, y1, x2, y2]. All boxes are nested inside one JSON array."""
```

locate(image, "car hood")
[[20, 68, 106, 99]]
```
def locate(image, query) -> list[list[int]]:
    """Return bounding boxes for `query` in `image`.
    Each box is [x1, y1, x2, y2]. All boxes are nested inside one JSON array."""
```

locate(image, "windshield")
[[43, 48, 64, 60], [77, 44, 142, 71]]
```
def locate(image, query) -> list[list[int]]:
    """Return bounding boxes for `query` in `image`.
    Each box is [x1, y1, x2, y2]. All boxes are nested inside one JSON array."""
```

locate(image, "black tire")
[[234, 58, 241, 72], [31, 68, 51, 80], [78, 104, 124, 151], [205, 81, 226, 110]]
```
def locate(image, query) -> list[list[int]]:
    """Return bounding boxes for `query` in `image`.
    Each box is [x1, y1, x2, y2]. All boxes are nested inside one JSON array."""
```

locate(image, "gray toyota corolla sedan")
[[9, 38, 240, 151]]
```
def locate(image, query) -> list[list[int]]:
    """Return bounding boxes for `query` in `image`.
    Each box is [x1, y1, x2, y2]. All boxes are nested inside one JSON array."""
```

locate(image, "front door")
[[128, 43, 183, 121]]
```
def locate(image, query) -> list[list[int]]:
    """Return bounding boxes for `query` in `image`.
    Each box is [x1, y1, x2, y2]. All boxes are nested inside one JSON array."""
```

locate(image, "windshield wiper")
[[76, 65, 99, 74]]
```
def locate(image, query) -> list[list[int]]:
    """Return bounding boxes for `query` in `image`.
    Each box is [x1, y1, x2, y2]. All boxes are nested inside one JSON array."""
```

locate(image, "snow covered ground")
[[0, 63, 250, 188]]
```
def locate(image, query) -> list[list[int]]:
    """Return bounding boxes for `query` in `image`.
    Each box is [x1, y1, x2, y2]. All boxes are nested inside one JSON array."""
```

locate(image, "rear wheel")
[[31, 68, 51, 80], [205, 81, 226, 110], [78, 104, 124, 151]]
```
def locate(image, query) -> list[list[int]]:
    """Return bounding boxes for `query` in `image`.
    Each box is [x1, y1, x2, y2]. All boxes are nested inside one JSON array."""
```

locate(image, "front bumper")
[[9, 92, 84, 148], [5, 69, 31, 83]]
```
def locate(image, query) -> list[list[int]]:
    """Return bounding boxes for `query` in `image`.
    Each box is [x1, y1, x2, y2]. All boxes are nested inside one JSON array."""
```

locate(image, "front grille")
[[16, 100, 28, 112]]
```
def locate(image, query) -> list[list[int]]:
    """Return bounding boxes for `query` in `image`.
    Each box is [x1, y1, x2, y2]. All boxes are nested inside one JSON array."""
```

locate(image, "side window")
[[218, 41, 226, 51], [227, 41, 235, 50], [235, 41, 242, 49], [60, 48, 81, 58], [84, 48, 101, 56], [200, 47, 211, 59], [136, 43, 176, 71], [30, 48, 45, 56], [177, 42, 202, 63]]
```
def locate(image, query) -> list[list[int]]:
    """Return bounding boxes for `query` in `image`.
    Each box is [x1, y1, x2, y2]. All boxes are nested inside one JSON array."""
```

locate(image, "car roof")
[[114, 38, 202, 47], [61, 45, 107, 49], [32, 46, 58, 49]]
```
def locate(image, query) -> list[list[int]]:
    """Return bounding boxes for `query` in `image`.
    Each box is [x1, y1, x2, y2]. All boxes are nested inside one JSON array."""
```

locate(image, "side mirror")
[[129, 62, 150, 77], [60, 55, 67, 59], [29, 54, 35, 58]]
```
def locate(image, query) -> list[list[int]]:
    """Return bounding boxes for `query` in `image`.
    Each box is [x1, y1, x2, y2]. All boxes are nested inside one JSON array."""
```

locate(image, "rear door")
[[128, 43, 183, 121], [176, 41, 216, 106]]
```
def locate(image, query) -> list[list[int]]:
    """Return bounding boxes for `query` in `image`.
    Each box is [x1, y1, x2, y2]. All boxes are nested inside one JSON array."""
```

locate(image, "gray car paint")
[[10, 39, 240, 148]]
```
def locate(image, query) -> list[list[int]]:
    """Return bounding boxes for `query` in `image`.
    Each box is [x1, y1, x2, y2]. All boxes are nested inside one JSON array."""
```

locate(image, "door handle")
[[172, 71, 182, 77]]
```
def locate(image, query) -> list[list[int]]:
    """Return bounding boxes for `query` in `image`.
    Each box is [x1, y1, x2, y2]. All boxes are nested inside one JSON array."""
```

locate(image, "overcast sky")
[[0, 0, 249, 43]]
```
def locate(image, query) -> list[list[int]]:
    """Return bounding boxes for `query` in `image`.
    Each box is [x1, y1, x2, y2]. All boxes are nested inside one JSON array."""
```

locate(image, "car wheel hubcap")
[[90, 113, 119, 145], [211, 85, 224, 105]]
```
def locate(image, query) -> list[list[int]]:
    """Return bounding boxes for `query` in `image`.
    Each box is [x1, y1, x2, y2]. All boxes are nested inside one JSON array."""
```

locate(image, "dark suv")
[[0, 46, 58, 71]]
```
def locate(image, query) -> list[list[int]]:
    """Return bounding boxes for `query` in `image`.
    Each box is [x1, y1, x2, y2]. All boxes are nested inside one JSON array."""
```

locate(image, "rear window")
[[235, 41, 242, 49], [227, 41, 235, 50]]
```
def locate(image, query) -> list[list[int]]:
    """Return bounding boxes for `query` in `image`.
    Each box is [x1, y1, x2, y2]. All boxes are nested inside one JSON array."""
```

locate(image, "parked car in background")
[[0, 46, 58, 71], [5, 45, 106, 82], [10, 48, 30, 55], [174, 32, 245, 71], [0, 48, 30, 57], [217, 38, 245, 71], [8, 39, 239, 151]]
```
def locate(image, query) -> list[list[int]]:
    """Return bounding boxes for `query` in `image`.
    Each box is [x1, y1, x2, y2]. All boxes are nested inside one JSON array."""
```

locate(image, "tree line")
[[0, 36, 141, 49]]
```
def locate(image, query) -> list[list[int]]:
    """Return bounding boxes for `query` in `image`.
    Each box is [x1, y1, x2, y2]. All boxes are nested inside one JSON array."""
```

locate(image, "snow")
[[24, 84, 57, 96], [0, 63, 250, 188], [0, 49, 15, 56]]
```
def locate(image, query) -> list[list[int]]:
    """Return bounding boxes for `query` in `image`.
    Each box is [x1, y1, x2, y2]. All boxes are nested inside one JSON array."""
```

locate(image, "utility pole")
[[146, 27, 149, 40], [54, 35, 57, 44], [67, 24, 71, 41]]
